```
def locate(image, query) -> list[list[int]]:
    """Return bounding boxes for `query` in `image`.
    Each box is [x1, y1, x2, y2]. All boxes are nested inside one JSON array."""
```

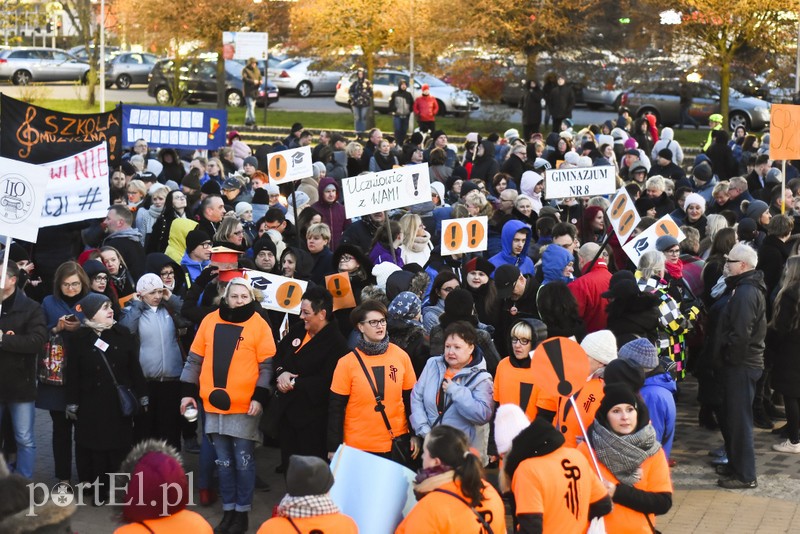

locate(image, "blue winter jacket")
[[488, 219, 535, 277], [119, 296, 184, 380], [410, 351, 494, 448], [541, 242, 574, 285], [641, 371, 677, 458]]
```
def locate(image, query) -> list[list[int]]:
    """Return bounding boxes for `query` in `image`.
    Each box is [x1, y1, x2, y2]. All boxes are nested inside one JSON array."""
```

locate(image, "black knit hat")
[[75, 292, 110, 323], [441, 288, 475, 324], [200, 180, 221, 195], [603, 359, 645, 392], [82, 259, 109, 279], [181, 172, 201, 191], [251, 188, 269, 205], [185, 229, 211, 253], [463, 256, 495, 277], [595, 382, 650, 432], [252, 235, 276, 257]]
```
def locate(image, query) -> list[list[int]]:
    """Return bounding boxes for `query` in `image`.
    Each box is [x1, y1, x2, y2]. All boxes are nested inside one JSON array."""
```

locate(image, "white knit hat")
[[683, 192, 706, 212], [136, 273, 165, 295], [580, 330, 618, 366], [494, 404, 530, 456]]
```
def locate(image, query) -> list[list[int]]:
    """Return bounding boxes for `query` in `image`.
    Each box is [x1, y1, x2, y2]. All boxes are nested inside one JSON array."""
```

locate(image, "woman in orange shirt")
[[396, 425, 506, 534], [578, 383, 673, 534], [493, 318, 550, 421]]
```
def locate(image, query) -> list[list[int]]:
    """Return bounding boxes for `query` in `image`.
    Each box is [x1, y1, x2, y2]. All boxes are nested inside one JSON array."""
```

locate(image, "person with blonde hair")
[[399, 213, 432, 268], [464, 189, 494, 218]]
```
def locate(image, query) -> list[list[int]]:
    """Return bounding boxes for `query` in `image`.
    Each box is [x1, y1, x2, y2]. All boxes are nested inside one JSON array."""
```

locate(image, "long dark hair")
[[771, 256, 800, 331], [536, 282, 583, 337], [425, 425, 486, 507], [429, 271, 459, 306]]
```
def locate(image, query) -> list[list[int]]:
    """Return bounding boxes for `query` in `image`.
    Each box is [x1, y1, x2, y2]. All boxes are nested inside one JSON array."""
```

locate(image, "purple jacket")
[[311, 177, 349, 250]]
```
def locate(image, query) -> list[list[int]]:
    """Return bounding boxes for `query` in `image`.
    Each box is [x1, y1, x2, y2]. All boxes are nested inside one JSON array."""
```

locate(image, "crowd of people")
[[2, 87, 800, 533]]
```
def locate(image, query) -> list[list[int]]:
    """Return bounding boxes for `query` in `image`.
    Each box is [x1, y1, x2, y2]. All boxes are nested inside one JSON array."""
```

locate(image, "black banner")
[[0, 94, 122, 165]]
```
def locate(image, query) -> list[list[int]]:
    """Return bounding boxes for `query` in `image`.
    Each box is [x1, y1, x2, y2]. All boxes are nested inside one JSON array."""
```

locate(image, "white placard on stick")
[[266, 146, 313, 185], [343, 165, 431, 219], [244, 269, 308, 315], [39, 144, 111, 227], [440, 216, 488, 256], [622, 214, 686, 266], [606, 187, 641, 245], [544, 165, 617, 199], [0, 157, 49, 242]]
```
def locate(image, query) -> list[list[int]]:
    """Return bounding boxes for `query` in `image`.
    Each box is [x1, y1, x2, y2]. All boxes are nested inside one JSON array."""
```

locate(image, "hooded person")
[[113, 439, 212, 533], [470, 139, 500, 181], [488, 219, 536, 276], [520, 170, 545, 215], [165, 218, 200, 264], [145, 252, 187, 298], [501, 416, 612, 533], [387, 291, 430, 377], [311, 178, 349, 251], [541, 243, 575, 285], [257, 455, 357, 533]]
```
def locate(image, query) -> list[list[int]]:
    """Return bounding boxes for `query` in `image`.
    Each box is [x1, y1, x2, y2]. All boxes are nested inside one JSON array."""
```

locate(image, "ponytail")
[[425, 426, 486, 507]]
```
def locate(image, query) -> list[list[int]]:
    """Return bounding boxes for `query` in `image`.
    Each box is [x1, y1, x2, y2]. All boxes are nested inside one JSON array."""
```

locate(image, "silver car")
[[621, 80, 771, 131], [0, 47, 90, 85], [267, 57, 345, 97], [335, 69, 480, 116], [105, 52, 159, 89]]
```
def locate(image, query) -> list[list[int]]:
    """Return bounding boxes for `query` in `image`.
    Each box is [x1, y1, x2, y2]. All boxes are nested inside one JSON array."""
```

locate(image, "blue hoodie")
[[541, 244, 574, 284], [488, 219, 535, 277], [641, 372, 677, 458]]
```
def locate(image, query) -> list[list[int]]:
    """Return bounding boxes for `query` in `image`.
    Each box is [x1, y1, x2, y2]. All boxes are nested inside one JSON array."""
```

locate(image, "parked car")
[[68, 45, 120, 61], [105, 52, 159, 89], [620, 80, 771, 131], [335, 69, 480, 115], [0, 47, 90, 85], [267, 57, 346, 97], [147, 58, 279, 107]]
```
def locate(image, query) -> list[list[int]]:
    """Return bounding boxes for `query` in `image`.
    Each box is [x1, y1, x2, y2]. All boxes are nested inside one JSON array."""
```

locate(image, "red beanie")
[[122, 448, 188, 523]]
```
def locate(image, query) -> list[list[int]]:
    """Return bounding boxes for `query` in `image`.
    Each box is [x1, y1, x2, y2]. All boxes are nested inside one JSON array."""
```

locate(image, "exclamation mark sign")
[[450, 225, 458, 248], [469, 223, 477, 246], [283, 284, 295, 306], [333, 277, 342, 296], [208, 324, 244, 411], [543, 338, 573, 396], [274, 157, 282, 178], [412, 173, 419, 196], [659, 223, 669, 234]]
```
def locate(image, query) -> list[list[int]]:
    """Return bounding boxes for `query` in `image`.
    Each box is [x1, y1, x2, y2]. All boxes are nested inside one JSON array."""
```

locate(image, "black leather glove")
[[194, 266, 219, 288]]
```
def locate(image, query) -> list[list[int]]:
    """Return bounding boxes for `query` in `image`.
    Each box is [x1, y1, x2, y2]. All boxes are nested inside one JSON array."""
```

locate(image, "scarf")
[[86, 319, 115, 332], [277, 494, 339, 519], [413, 468, 455, 500], [148, 204, 164, 219], [531, 191, 543, 214], [664, 258, 684, 280], [590, 421, 660, 485], [373, 152, 396, 171], [356, 333, 390, 356], [110, 266, 130, 294], [409, 232, 431, 253]]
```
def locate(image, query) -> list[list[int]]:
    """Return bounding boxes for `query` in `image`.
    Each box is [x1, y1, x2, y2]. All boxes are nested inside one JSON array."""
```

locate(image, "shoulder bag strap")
[[286, 516, 303, 534], [352, 350, 396, 439], [95, 343, 121, 388], [432, 488, 495, 534], [433, 369, 488, 427]]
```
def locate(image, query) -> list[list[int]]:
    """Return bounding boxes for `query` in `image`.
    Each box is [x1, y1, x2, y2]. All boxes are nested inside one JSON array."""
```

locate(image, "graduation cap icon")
[[291, 151, 304, 167], [249, 276, 273, 291]]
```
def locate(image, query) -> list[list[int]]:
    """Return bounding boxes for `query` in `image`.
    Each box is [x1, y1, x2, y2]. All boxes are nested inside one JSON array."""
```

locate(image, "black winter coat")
[[65, 324, 147, 450], [768, 292, 800, 397], [756, 235, 791, 303], [606, 291, 661, 347], [713, 269, 766, 369], [387, 318, 429, 378], [0, 290, 47, 403]]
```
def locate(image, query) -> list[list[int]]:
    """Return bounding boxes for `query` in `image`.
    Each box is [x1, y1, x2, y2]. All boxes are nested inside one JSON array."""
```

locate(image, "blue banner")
[[121, 105, 227, 150]]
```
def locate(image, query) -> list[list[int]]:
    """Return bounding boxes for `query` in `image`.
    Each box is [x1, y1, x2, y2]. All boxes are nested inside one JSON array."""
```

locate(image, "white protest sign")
[[343, 165, 431, 219], [0, 158, 49, 242], [622, 214, 686, 266], [244, 269, 307, 315], [222, 31, 269, 60], [544, 165, 617, 199], [39, 144, 110, 227], [440, 216, 488, 256], [266, 146, 313, 185], [606, 187, 641, 244]]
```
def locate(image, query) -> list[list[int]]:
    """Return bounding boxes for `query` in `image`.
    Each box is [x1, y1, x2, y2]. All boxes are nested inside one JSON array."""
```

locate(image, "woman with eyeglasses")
[[331, 243, 375, 335], [126, 179, 148, 213], [410, 321, 494, 463], [148, 189, 190, 254], [493, 319, 549, 424], [213, 215, 249, 252], [421, 271, 461, 334], [37, 261, 89, 485], [328, 300, 419, 467], [82, 259, 122, 318]]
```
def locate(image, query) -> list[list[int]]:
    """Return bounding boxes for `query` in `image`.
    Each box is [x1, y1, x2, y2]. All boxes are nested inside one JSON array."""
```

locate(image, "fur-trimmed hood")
[[0, 456, 75, 534]]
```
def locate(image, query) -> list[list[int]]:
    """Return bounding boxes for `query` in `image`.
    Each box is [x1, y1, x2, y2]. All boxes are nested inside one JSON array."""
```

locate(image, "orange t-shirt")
[[578, 443, 672, 534], [257, 512, 358, 534], [330, 343, 416, 453], [537, 376, 605, 447], [512, 447, 608, 534], [113, 509, 213, 533], [493, 357, 555, 421], [190, 310, 277, 414], [395, 479, 507, 534]]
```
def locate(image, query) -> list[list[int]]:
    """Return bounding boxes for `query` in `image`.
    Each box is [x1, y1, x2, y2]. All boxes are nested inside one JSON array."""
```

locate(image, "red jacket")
[[568, 260, 612, 333], [413, 95, 439, 122]]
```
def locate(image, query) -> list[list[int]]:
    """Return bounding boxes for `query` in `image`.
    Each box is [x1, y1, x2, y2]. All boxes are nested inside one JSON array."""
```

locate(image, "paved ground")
[[24, 378, 800, 533]]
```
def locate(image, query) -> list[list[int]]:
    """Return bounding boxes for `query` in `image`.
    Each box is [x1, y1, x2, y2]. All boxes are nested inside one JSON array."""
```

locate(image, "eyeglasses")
[[511, 337, 531, 346], [61, 281, 82, 289], [160, 270, 175, 278], [665, 248, 681, 255], [93, 275, 108, 282], [441, 286, 457, 294], [725, 259, 741, 264], [232, 230, 245, 236], [201, 242, 212, 248], [339, 254, 355, 263], [360, 318, 387, 328]]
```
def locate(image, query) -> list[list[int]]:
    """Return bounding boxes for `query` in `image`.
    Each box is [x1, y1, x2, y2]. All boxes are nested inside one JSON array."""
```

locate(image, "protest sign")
[[769, 104, 800, 161], [531, 337, 590, 398], [621, 214, 686, 266], [222, 31, 269, 60], [0, 158, 49, 242], [244, 270, 307, 314], [39, 144, 110, 227], [266, 146, 313, 185], [606, 187, 641, 244], [0, 94, 122, 165], [121, 105, 227, 150], [330, 445, 416, 533], [342, 165, 431, 219], [325, 272, 357, 311], [440, 216, 488, 255], [544, 165, 616, 199]]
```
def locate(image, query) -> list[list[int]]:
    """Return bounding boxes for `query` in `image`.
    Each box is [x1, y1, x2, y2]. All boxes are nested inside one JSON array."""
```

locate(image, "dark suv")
[[147, 58, 279, 107]]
